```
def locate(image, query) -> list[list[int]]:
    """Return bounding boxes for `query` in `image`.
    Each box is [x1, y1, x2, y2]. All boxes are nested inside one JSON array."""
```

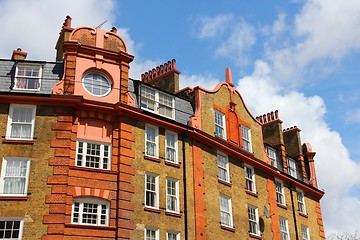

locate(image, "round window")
[[82, 72, 111, 96]]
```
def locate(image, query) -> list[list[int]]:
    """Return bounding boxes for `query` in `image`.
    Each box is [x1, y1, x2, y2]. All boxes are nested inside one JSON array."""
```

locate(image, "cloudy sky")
[[1, 0, 359, 236]]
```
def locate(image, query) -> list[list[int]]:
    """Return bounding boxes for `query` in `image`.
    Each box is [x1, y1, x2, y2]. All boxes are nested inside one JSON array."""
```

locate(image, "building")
[[0, 16, 325, 240]]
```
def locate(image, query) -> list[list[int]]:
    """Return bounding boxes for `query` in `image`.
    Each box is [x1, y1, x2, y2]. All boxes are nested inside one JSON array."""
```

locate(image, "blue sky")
[[0, 0, 359, 236]]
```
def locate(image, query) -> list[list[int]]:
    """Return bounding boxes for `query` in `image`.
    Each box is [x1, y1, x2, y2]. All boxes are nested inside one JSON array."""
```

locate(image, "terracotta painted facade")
[[0, 16, 325, 240]]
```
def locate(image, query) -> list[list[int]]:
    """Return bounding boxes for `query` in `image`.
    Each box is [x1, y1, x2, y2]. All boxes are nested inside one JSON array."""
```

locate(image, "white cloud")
[[237, 60, 360, 235], [180, 73, 220, 90], [345, 108, 360, 124], [0, 0, 116, 61], [215, 19, 256, 66], [195, 14, 233, 39]]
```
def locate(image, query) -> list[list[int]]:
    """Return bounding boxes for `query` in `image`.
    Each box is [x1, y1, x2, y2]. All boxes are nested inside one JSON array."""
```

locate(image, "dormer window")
[[83, 72, 111, 97], [266, 146, 282, 170], [14, 64, 42, 90], [141, 86, 175, 119]]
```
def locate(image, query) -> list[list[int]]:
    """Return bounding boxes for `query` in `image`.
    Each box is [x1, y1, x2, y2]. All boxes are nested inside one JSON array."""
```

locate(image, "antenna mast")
[[95, 20, 107, 29]]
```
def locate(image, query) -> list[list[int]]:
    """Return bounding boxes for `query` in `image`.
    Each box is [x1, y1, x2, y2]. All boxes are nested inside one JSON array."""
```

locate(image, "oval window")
[[83, 72, 111, 96]]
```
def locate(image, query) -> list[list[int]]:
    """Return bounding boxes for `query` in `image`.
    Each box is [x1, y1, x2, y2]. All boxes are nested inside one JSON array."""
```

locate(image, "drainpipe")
[[182, 130, 189, 240], [289, 182, 299, 240]]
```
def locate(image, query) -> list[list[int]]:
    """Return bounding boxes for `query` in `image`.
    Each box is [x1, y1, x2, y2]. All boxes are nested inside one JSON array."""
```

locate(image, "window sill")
[[69, 165, 117, 175], [144, 155, 161, 163], [165, 161, 181, 168], [277, 203, 288, 210], [65, 223, 116, 231], [0, 195, 29, 201], [299, 212, 308, 218], [144, 207, 161, 214], [249, 233, 262, 239], [2, 139, 35, 145], [221, 225, 235, 232], [165, 211, 182, 218], [245, 189, 258, 198], [218, 179, 232, 187]]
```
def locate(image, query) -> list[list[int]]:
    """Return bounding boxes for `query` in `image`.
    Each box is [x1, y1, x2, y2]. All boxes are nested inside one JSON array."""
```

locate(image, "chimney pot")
[[11, 48, 27, 61]]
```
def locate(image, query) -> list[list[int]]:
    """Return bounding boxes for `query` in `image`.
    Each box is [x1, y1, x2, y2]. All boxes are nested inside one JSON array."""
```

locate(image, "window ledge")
[[245, 189, 258, 198], [221, 225, 235, 232], [144, 207, 161, 214], [218, 179, 232, 187], [0, 195, 29, 201], [65, 223, 116, 230], [69, 165, 117, 175], [165, 161, 181, 168], [144, 155, 161, 163], [2, 139, 35, 145], [165, 211, 182, 218], [299, 212, 308, 218], [277, 203, 288, 210], [249, 233, 262, 239]]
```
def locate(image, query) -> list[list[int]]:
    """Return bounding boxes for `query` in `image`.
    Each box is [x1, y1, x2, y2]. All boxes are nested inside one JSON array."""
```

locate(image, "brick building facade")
[[0, 16, 325, 239]]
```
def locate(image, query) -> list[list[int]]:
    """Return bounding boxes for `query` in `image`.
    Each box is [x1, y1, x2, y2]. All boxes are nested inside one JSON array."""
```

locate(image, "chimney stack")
[[11, 48, 27, 61]]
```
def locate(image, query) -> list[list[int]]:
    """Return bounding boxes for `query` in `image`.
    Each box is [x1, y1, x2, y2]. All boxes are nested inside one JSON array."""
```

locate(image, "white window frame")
[[145, 125, 159, 158], [145, 227, 159, 240], [214, 110, 226, 139], [241, 125, 252, 152], [166, 231, 180, 240], [6, 104, 36, 140], [301, 225, 310, 240], [219, 194, 233, 228], [0, 217, 24, 240], [14, 63, 42, 91], [275, 179, 286, 206], [75, 140, 111, 170], [165, 131, 178, 163], [287, 157, 297, 178], [297, 189, 307, 214], [141, 85, 175, 119], [248, 205, 260, 236], [71, 197, 109, 226], [166, 177, 180, 213], [145, 172, 159, 209], [244, 165, 256, 193], [279, 217, 290, 240], [266, 145, 281, 169], [217, 152, 230, 183], [0, 157, 31, 196], [82, 72, 112, 97]]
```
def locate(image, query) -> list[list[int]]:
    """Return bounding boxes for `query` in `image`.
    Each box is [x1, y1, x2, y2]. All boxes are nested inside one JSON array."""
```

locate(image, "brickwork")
[[0, 104, 56, 240]]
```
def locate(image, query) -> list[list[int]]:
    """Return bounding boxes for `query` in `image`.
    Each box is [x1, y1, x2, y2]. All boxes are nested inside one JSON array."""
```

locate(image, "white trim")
[[82, 72, 112, 97], [244, 164, 256, 193], [166, 177, 180, 213], [75, 140, 111, 170], [248, 205, 260, 235], [144, 227, 159, 240], [145, 172, 159, 209], [279, 217, 290, 240], [275, 179, 286, 205], [241, 125, 252, 152], [0, 157, 31, 196], [214, 110, 226, 139], [166, 231, 180, 240], [6, 104, 36, 140], [71, 197, 109, 226], [296, 189, 307, 214], [0, 217, 24, 240], [301, 225, 310, 240], [14, 63, 42, 91], [219, 194, 233, 227], [145, 124, 159, 158], [217, 151, 230, 182], [141, 85, 175, 119], [165, 130, 178, 163]]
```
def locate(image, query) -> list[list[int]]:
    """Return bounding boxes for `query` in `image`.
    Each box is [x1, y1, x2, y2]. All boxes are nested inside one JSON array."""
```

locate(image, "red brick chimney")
[[11, 48, 27, 61]]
